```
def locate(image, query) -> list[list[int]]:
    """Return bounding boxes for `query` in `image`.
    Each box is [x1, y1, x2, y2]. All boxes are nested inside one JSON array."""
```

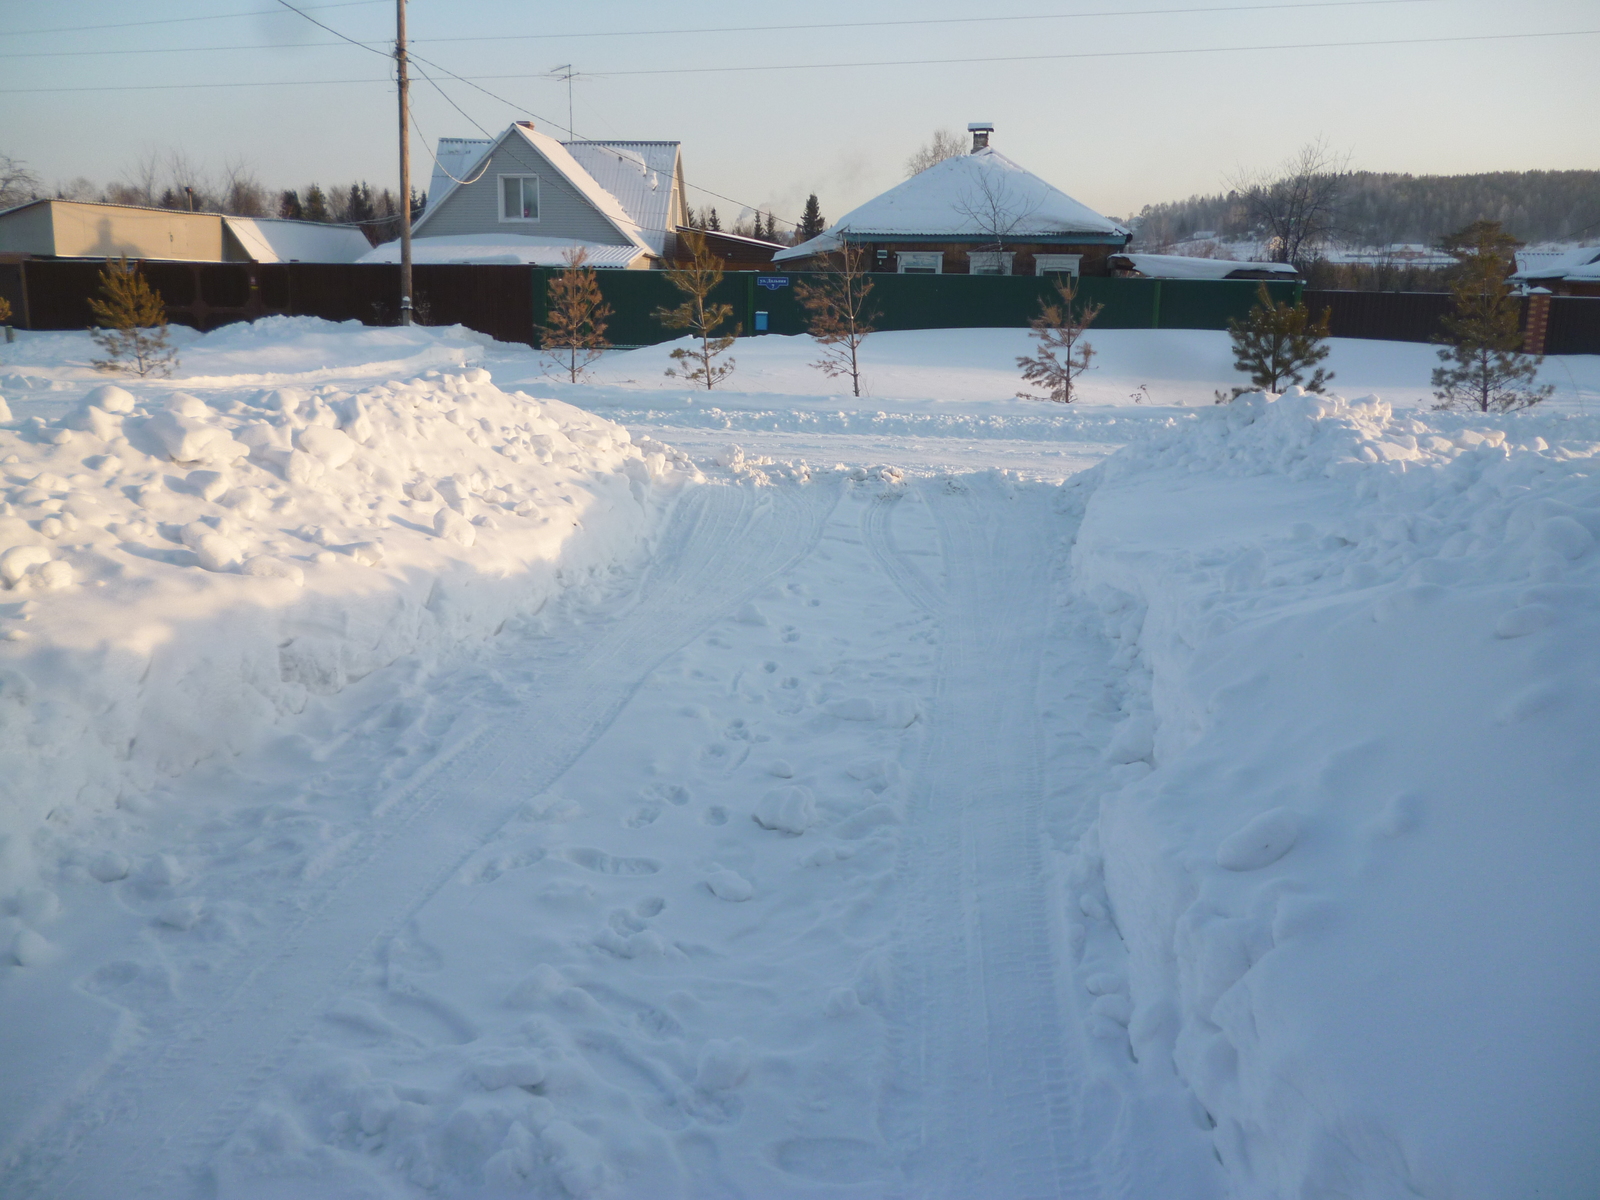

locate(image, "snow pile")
[[0, 362, 692, 897], [1068, 389, 1600, 1198]]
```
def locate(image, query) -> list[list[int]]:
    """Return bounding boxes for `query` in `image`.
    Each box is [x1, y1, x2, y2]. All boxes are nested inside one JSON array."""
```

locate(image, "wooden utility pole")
[[396, 0, 413, 325]]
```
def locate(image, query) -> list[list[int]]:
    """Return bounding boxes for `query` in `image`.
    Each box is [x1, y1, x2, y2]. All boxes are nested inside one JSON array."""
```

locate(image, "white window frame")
[[498, 174, 541, 222], [969, 251, 1016, 276], [896, 251, 943, 275], [1035, 253, 1083, 277]]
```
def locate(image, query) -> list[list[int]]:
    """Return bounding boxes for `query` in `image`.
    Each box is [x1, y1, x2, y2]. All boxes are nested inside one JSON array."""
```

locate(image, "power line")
[[0, 0, 1441, 58], [0, 0, 385, 39], [3, 25, 1590, 91], [270, 0, 388, 58]]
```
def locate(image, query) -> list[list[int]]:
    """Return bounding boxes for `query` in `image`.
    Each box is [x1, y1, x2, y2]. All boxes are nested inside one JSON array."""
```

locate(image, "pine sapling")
[[1431, 220, 1552, 413], [1221, 282, 1332, 400], [795, 242, 877, 398], [1016, 278, 1103, 404], [540, 247, 613, 383], [654, 231, 737, 390], [88, 257, 177, 378]]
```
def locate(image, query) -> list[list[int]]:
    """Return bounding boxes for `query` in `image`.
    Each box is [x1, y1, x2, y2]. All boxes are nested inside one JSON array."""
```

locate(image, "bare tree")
[[955, 167, 1041, 273], [53, 176, 100, 202], [1227, 137, 1349, 266], [795, 242, 877, 397], [105, 149, 164, 207], [0, 154, 41, 209], [220, 160, 270, 217], [904, 128, 965, 178]]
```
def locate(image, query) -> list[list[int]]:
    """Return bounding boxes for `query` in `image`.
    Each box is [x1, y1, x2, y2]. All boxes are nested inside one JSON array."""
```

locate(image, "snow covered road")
[[3, 469, 1216, 1198]]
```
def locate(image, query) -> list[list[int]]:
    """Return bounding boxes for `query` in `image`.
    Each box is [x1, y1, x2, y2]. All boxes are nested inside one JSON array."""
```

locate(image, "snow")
[[0, 316, 1596, 1198], [359, 233, 644, 269], [774, 146, 1127, 262], [1114, 253, 1299, 280], [222, 217, 372, 264]]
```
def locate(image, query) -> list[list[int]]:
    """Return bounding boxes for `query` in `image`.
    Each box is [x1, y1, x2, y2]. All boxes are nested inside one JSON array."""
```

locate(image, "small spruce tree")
[[88, 257, 177, 378], [1016, 278, 1103, 404], [303, 184, 329, 222], [540, 247, 613, 384], [654, 230, 737, 390], [796, 242, 877, 398], [279, 189, 304, 220], [705, 207, 721, 232], [1221, 283, 1333, 400], [1431, 220, 1552, 412], [797, 193, 826, 240]]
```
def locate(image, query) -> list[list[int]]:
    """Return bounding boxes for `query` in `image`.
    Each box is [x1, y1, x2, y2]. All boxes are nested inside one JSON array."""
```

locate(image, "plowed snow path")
[[5, 476, 1213, 1199]]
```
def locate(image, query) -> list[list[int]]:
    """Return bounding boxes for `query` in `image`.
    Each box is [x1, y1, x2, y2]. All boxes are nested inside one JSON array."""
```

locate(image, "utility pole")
[[396, 0, 413, 326]]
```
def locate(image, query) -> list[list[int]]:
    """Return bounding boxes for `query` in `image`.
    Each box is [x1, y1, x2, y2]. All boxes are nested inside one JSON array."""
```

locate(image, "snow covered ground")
[[0, 319, 1596, 1199]]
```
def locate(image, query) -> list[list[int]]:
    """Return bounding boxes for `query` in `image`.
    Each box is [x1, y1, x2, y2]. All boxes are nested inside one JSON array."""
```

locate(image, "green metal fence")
[[533, 269, 1303, 348]]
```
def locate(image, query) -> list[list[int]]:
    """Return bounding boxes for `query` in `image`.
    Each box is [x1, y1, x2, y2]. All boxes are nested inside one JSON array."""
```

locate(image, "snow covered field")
[[0, 320, 1596, 1199]]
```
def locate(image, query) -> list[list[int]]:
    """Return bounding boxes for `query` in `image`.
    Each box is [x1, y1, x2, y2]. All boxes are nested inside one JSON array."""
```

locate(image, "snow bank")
[[1068, 389, 1600, 1197], [0, 354, 696, 897]]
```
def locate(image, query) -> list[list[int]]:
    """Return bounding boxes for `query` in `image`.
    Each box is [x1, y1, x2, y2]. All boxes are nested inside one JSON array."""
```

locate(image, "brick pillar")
[[1524, 291, 1551, 355]]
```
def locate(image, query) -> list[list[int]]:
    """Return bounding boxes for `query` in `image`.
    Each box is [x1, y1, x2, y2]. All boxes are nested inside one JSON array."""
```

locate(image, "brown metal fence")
[[1, 260, 1595, 355]]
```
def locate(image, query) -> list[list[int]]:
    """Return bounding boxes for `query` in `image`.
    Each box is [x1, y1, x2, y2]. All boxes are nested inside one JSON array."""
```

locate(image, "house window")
[[499, 175, 540, 221], [896, 251, 943, 274], [969, 251, 1015, 276], [1035, 254, 1082, 277]]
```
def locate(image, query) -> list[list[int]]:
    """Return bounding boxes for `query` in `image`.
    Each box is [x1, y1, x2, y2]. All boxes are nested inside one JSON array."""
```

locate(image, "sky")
[[2, 0, 1597, 233]]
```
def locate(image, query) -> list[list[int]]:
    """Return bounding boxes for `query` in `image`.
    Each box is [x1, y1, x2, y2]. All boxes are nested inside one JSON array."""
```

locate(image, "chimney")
[[968, 122, 993, 152], [516, 120, 536, 131]]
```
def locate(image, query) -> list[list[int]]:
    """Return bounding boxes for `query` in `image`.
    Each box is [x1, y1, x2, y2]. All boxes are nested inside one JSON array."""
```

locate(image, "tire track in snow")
[[2, 479, 843, 1200], [871, 476, 1100, 1199]]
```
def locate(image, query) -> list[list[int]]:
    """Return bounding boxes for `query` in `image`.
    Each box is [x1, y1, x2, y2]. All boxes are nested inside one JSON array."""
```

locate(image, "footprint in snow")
[[567, 848, 662, 876]]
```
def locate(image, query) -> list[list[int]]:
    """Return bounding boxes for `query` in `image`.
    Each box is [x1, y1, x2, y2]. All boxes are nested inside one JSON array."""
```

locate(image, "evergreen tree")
[[540, 247, 613, 384], [705, 207, 721, 232], [1431, 220, 1552, 412], [1016, 278, 1103, 404], [303, 184, 330, 222], [88, 257, 177, 378], [795, 243, 877, 398], [653, 230, 737, 390], [798, 194, 825, 240], [410, 187, 427, 222], [1221, 283, 1333, 399], [347, 182, 376, 225], [279, 189, 304, 220]]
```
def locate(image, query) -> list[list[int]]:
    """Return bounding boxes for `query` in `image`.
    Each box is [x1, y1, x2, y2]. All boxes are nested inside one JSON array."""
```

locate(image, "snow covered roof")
[[773, 145, 1127, 263], [413, 124, 655, 260], [1513, 245, 1600, 281], [356, 233, 645, 268], [222, 216, 370, 264], [1112, 253, 1300, 280], [563, 142, 680, 258]]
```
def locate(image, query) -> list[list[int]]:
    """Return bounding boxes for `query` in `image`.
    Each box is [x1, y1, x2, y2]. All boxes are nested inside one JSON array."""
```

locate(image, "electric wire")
[[2, 26, 1591, 90], [0, 0, 384, 38], [0, 0, 1441, 57]]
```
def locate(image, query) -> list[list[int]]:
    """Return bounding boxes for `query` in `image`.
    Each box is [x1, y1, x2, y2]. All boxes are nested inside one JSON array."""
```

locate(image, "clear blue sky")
[[3, 0, 1597, 231]]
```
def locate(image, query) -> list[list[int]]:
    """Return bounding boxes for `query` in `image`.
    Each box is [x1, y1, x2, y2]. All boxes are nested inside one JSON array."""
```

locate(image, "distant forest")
[[1130, 170, 1600, 250]]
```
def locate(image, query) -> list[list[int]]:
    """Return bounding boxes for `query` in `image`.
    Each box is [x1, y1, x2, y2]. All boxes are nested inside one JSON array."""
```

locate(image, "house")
[[1512, 245, 1600, 297], [367, 123, 687, 269], [1108, 253, 1301, 281], [772, 123, 1130, 276], [0, 198, 370, 263]]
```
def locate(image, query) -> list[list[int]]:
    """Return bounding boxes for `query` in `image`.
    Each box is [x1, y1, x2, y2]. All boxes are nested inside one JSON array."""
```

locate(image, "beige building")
[[0, 199, 370, 263]]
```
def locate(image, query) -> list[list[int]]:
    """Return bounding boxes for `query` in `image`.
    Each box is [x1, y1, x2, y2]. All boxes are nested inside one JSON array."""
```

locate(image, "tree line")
[[1131, 168, 1600, 251], [0, 151, 423, 245]]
